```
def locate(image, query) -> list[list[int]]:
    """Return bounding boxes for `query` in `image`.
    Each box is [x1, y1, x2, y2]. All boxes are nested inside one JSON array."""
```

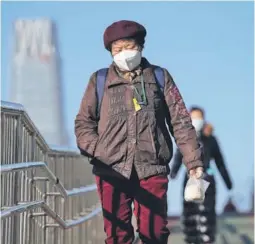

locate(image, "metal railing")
[[1, 101, 105, 244]]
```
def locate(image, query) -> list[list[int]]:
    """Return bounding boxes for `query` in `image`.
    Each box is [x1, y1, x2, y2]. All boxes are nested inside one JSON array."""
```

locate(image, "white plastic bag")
[[184, 176, 210, 203]]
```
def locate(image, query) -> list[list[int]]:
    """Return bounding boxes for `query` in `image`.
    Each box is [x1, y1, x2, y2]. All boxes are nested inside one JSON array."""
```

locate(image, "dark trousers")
[[95, 169, 170, 244], [182, 174, 217, 244]]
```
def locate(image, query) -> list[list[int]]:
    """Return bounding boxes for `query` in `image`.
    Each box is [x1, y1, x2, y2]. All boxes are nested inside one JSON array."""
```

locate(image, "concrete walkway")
[[167, 214, 254, 244]]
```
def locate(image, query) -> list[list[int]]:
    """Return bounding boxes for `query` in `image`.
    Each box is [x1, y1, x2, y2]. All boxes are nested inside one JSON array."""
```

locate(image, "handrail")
[[1, 100, 80, 155], [0, 162, 97, 198], [1, 100, 25, 111], [1, 100, 105, 243], [1, 201, 45, 219], [0, 201, 101, 229], [49, 144, 80, 154]]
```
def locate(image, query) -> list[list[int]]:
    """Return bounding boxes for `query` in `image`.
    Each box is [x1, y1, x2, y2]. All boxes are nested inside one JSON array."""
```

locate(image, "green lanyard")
[[132, 75, 147, 105]]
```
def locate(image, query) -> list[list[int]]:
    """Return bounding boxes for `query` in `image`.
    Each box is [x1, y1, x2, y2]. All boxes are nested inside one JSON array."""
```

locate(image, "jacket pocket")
[[148, 125, 157, 156], [145, 83, 163, 110], [95, 117, 127, 165], [136, 114, 157, 163], [157, 124, 173, 164]]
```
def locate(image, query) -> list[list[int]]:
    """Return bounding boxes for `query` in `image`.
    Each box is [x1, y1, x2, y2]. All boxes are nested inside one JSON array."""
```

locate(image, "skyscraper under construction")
[[10, 19, 68, 146]]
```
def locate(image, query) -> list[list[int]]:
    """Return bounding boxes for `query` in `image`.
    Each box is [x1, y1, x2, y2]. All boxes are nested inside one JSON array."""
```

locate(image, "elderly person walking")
[[75, 20, 204, 244]]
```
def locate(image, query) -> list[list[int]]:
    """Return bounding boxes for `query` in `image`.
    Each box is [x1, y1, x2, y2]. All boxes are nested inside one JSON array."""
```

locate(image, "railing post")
[[42, 152, 47, 244], [28, 132, 36, 244], [13, 115, 22, 244]]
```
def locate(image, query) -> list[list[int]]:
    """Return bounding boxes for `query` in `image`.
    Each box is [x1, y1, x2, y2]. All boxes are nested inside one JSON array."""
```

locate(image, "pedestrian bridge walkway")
[[1, 101, 253, 244], [168, 214, 254, 244]]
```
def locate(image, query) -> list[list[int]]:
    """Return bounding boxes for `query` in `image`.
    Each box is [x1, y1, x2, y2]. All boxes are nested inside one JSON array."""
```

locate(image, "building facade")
[[10, 19, 68, 146]]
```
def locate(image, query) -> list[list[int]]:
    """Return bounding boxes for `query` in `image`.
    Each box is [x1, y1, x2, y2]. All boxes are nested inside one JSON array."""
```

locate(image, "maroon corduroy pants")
[[95, 169, 170, 244]]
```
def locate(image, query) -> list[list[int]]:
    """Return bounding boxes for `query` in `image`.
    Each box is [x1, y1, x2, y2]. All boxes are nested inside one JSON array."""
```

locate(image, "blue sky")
[[1, 1, 254, 215]]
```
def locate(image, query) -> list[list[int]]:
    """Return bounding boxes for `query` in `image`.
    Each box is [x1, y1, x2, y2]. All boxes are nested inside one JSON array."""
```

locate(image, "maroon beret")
[[103, 20, 147, 50]]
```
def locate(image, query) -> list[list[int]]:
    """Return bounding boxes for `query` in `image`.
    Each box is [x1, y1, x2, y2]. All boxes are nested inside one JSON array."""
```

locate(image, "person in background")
[[170, 106, 233, 244], [75, 20, 204, 244]]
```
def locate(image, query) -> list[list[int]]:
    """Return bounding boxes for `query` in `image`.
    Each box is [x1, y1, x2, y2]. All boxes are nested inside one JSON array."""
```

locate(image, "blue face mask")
[[192, 119, 204, 132]]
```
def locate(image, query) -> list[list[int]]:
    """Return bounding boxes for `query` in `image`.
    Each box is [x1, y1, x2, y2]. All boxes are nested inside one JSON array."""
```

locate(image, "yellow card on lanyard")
[[133, 98, 141, 112]]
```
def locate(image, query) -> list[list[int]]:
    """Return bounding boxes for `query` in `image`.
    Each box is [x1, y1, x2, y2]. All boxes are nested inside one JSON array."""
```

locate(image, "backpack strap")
[[96, 68, 108, 118], [153, 66, 173, 135], [153, 67, 165, 93]]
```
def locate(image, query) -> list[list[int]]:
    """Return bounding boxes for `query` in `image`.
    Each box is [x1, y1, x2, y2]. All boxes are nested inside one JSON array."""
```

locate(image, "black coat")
[[170, 133, 233, 244], [170, 133, 232, 190]]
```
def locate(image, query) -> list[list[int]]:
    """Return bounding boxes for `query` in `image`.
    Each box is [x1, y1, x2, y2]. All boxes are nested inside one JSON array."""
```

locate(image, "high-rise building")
[[10, 19, 68, 146], [251, 192, 254, 213]]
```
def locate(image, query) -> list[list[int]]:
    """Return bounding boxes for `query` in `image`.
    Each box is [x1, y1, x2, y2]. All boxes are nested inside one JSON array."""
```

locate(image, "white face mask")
[[192, 118, 204, 132], [113, 50, 142, 71]]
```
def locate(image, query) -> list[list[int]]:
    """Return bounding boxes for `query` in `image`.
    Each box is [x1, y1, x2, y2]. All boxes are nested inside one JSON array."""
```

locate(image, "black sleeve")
[[170, 149, 183, 179], [212, 136, 233, 190]]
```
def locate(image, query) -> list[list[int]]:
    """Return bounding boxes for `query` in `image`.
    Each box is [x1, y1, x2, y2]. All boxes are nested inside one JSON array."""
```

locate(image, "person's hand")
[[189, 167, 204, 179]]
